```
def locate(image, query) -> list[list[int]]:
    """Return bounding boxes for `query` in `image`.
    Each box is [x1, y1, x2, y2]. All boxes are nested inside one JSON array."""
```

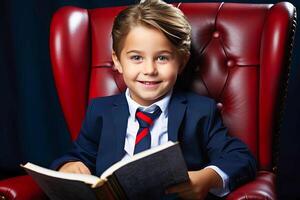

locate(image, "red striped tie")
[[134, 106, 162, 154]]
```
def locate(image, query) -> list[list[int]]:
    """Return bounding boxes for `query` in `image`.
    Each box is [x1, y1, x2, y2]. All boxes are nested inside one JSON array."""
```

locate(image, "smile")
[[138, 81, 161, 85]]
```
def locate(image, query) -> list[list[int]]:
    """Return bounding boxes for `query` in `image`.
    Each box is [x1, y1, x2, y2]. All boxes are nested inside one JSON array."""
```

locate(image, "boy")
[[51, 0, 256, 199]]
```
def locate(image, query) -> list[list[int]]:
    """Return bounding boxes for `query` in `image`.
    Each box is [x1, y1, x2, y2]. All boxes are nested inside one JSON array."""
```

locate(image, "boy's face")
[[112, 25, 188, 106]]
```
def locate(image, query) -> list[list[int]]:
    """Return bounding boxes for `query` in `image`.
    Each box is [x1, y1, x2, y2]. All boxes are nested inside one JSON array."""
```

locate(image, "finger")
[[166, 182, 191, 194], [59, 166, 76, 173], [58, 163, 72, 172], [79, 165, 91, 175], [177, 190, 197, 200], [62, 167, 79, 174], [178, 188, 207, 200]]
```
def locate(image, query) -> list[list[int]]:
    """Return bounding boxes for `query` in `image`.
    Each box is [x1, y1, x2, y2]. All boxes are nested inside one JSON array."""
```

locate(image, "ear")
[[178, 53, 190, 74], [112, 51, 123, 74]]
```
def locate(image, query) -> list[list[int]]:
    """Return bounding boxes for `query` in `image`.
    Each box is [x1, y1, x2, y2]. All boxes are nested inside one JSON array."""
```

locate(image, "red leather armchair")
[[0, 2, 296, 200]]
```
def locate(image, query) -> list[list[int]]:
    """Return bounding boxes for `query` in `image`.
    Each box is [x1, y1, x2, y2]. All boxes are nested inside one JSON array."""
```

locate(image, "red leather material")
[[220, 67, 259, 156], [50, 6, 91, 141], [0, 2, 296, 200], [181, 3, 267, 159], [259, 2, 296, 170], [178, 3, 221, 53], [89, 65, 126, 100], [89, 7, 125, 67], [180, 3, 296, 169], [216, 3, 271, 65], [0, 175, 47, 200], [226, 171, 276, 200]]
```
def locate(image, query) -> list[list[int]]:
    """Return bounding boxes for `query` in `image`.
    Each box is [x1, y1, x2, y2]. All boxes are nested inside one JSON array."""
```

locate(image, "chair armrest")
[[226, 171, 276, 200], [0, 175, 48, 200]]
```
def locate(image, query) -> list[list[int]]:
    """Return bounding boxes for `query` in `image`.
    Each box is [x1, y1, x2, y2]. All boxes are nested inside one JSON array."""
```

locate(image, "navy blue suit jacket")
[[51, 91, 256, 190]]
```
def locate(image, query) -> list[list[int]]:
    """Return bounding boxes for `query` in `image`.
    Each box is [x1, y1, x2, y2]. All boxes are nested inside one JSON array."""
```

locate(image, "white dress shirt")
[[122, 88, 230, 197]]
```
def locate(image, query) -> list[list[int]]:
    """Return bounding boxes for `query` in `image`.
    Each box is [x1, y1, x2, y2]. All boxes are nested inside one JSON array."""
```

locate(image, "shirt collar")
[[125, 88, 172, 118]]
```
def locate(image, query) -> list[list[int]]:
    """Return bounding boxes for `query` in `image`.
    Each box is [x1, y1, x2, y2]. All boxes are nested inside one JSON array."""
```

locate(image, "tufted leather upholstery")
[[0, 2, 296, 200]]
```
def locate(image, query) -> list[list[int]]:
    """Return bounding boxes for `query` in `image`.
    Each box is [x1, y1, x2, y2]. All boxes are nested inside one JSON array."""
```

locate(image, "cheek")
[[122, 65, 138, 80], [160, 65, 180, 81]]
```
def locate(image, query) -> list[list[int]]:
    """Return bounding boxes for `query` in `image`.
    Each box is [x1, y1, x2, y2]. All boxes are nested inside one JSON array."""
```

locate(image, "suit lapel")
[[168, 91, 187, 142], [111, 93, 129, 163], [99, 91, 187, 173]]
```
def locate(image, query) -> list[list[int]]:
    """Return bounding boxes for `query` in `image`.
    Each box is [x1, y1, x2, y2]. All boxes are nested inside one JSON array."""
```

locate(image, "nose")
[[143, 60, 158, 75]]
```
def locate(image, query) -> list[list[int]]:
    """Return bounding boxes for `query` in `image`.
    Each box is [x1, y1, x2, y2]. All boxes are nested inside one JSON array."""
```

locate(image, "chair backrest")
[[50, 2, 296, 171]]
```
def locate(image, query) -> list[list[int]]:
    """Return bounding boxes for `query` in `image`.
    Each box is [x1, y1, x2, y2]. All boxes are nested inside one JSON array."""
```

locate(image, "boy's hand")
[[58, 161, 91, 174], [166, 168, 222, 200]]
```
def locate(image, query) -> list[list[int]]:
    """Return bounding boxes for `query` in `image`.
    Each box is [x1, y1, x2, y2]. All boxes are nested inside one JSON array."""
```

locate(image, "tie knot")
[[136, 106, 162, 128]]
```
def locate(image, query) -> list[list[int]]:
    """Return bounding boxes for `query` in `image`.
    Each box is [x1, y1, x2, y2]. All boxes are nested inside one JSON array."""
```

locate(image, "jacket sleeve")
[[204, 100, 257, 191], [50, 100, 102, 175]]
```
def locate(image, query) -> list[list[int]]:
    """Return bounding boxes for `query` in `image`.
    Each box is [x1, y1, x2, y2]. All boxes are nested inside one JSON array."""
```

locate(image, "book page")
[[22, 162, 100, 185], [100, 141, 176, 180]]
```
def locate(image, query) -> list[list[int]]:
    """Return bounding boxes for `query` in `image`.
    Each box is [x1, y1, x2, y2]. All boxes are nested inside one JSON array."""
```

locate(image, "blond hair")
[[111, 0, 191, 58]]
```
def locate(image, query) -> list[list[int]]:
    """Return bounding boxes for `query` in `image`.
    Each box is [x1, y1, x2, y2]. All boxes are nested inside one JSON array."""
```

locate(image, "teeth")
[[139, 81, 159, 85]]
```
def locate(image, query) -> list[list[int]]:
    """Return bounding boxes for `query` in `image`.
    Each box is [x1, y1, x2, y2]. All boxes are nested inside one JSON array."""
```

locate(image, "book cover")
[[22, 141, 189, 200]]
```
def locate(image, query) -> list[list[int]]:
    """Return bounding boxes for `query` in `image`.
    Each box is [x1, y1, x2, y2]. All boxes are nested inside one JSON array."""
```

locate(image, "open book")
[[22, 141, 189, 200]]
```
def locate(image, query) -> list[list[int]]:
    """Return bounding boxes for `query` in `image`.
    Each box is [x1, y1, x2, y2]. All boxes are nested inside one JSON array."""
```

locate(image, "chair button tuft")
[[213, 31, 220, 38], [217, 102, 223, 110], [227, 60, 235, 67]]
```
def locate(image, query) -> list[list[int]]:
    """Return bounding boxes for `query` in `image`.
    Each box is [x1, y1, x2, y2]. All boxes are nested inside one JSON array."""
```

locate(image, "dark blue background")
[[0, 0, 299, 198]]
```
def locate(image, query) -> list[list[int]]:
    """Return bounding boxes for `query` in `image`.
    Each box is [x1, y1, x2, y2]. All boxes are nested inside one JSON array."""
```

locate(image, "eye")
[[130, 55, 143, 61], [157, 55, 169, 63]]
